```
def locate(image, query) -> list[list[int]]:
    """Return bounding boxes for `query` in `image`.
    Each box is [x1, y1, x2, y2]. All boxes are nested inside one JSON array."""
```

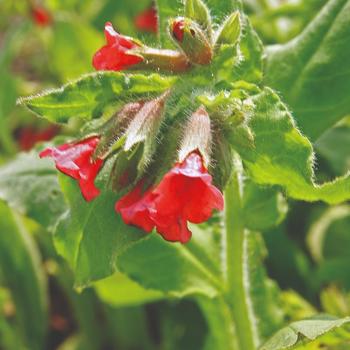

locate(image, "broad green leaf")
[[117, 229, 221, 298], [0, 152, 66, 230], [19, 72, 176, 123], [261, 315, 350, 350], [243, 182, 288, 231], [0, 201, 48, 350], [50, 19, 102, 81], [265, 0, 350, 140], [238, 87, 350, 204], [94, 272, 164, 307], [55, 173, 144, 288]]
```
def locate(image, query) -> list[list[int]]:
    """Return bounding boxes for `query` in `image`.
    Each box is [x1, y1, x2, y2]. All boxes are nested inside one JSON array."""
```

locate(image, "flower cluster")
[[40, 3, 243, 243]]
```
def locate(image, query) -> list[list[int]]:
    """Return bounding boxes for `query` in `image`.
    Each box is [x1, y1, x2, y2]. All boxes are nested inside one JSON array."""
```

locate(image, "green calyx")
[[169, 17, 213, 65]]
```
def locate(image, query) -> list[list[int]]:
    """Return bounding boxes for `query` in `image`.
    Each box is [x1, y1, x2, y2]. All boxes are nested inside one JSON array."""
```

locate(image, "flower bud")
[[184, 0, 212, 42], [179, 106, 212, 167], [123, 90, 170, 172], [215, 11, 241, 46], [170, 17, 213, 65], [92, 101, 145, 160]]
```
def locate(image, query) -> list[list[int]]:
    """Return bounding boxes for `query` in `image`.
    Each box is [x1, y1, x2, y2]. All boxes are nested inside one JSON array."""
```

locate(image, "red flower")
[[135, 6, 158, 34], [39, 137, 104, 202], [171, 19, 185, 42], [93, 22, 143, 71], [17, 125, 60, 151], [115, 181, 156, 232], [31, 6, 52, 27], [115, 151, 224, 243]]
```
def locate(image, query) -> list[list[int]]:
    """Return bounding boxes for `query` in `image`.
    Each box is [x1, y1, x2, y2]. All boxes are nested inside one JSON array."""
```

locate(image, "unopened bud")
[[170, 17, 213, 65], [215, 11, 241, 46], [179, 106, 212, 167], [184, 0, 212, 42], [93, 101, 144, 160]]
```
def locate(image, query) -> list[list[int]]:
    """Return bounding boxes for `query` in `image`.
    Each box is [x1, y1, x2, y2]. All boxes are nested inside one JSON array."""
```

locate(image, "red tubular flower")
[[151, 151, 224, 243], [31, 6, 52, 27], [93, 22, 143, 71], [172, 19, 185, 42], [115, 151, 224, 243], [115, 182, 156, 232], [135, 6, 158, 34], [39, 137, 104, 202]]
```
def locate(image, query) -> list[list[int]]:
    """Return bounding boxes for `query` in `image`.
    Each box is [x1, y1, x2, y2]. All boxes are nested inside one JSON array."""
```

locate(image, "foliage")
[[0, 0, 350, 349]]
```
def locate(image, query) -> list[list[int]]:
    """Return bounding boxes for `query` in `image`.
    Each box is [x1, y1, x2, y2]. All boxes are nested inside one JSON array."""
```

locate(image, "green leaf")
[[243, 182, 288, 231], [94, 272, 164, 307], [238, 87, 350, 204], [55, 174, 144, 288], [50, 19, 102, 81], [0, 201, 48, 350], [117, 227, 221, 298], [265, 0, 350, 140], [0, 152, 66, 230], [19, 72, 176, 123], [261, 315, 350, 350]]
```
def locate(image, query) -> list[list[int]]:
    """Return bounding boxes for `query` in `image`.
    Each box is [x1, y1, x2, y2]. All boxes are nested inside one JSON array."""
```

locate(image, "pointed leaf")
[[19, 72, 176, 123]]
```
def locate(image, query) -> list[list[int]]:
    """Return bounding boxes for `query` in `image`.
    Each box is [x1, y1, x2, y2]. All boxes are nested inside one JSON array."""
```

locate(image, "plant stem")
[[223, 155, 256, 350]]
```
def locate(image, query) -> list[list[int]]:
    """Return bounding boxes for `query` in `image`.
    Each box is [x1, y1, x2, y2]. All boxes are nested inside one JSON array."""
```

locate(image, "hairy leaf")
[[238, 87, 350, 204], [19, 72, 176, 123], [265, 0, 350, 140]]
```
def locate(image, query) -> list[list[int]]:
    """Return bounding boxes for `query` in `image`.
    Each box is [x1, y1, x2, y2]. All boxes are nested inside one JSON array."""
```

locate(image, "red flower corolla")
[[172, 19, 185, 42], [39, 137, 103, 202], [17, 125, 60, 151], [93, 22, 143, 71], [115, 182, 156, 232], [31, 6, 52, 27], [115, 151, 224, 243], [135, 6, 158, 34]]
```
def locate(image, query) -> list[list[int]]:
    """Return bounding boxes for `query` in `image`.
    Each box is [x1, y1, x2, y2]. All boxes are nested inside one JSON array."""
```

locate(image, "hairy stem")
[[222, 155, 256, 350]]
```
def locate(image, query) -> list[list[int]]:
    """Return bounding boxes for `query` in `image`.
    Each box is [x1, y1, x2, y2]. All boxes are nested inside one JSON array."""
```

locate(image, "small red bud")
[[172, 19, 185, 42]]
